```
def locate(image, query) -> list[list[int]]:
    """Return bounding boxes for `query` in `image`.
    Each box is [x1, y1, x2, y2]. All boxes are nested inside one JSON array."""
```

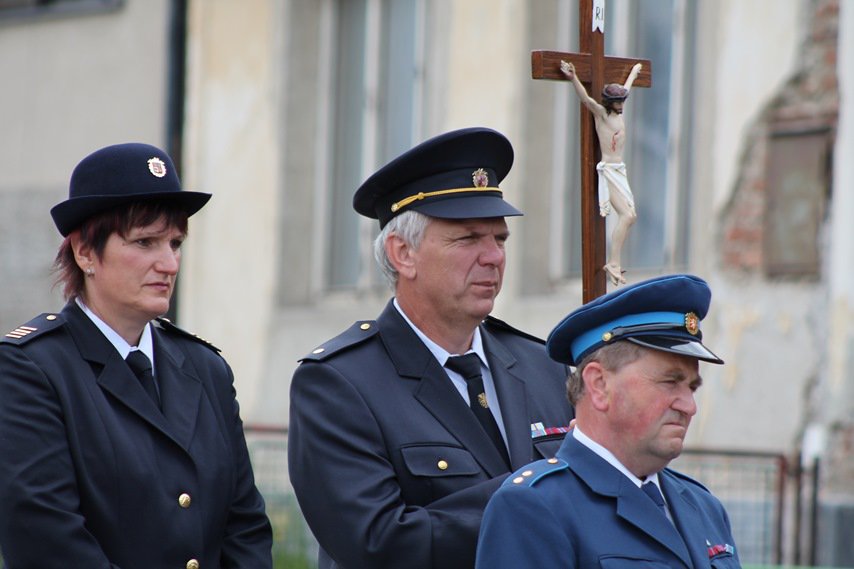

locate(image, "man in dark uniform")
[[476, 274, 741, 569], [287, 127, 575, 569]]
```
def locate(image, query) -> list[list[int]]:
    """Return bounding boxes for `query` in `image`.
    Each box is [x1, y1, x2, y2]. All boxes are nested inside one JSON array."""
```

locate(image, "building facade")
[[1, 0, 852, 565]]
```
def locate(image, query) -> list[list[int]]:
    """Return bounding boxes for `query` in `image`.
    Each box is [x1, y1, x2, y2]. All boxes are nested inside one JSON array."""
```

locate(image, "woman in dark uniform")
[[0, 143, 272, 569]]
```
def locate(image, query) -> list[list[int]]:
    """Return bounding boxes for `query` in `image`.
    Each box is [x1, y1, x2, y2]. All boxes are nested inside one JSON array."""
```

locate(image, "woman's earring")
[[86, 267, 94, 277]]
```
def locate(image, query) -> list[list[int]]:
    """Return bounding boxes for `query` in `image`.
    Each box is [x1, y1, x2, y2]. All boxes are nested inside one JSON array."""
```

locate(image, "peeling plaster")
[[722, 307, 760, 392]]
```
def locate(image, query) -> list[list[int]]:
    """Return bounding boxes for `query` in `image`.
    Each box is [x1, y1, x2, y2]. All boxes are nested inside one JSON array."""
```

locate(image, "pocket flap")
[[400, 445, 480, 477]]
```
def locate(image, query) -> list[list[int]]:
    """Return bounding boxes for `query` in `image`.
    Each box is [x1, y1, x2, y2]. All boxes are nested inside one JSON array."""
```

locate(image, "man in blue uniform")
[[288, 127, 575, 569], [477, 274, 741, 569]]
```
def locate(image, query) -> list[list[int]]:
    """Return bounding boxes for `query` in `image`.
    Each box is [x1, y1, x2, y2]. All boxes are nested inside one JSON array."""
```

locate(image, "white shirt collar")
[[573, 426, 662, 490], [75, 297, 155, 365], [392, 298, 488, 366]]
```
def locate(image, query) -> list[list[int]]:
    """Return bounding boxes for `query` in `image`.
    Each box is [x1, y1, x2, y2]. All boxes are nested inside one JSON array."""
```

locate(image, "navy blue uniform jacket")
[[288, 300, 575, 569], [476, 433, 741, 568], [0, 302, 272, 568]]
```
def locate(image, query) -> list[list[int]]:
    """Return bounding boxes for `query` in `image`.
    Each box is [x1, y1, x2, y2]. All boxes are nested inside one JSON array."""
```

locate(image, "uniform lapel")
[[152, 323, 202, 451], [63, 302, 195, 452], [480, 328, 531, 469], [614, 479, 693, 567], [662, 472, 713, 569], [378, 302, 510, 477], [560, 435, 694, 567]]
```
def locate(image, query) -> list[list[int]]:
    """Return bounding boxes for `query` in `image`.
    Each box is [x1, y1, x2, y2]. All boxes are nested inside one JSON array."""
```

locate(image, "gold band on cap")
[[390, 186, 501, 213]]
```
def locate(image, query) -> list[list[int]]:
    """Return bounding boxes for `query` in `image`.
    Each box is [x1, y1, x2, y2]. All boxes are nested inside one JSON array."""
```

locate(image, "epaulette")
[[0, 312, 66, 346], [502, 457, 569, 488], [483, 315, 546, 345], [664, 467, 710, 493], [300, 320, 378, 362], [154, 317, 221, 353]]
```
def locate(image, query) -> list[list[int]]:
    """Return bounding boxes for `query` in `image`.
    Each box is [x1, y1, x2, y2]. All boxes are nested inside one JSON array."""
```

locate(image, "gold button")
[[178, 493, 192, 508], [312, 347, 325, 354], [437, 460, 448, 470], [547, 458, 559, 464], [186, 560, 199, 569], [360, 323, 371, 330], [513, 476, 524, 484], [522, 470, 533, 477], [46, 315, 57, 321]]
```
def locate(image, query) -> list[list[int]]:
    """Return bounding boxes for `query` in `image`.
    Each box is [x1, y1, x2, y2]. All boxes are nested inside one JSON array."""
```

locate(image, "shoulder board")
[[502, 457, 569, 489], [482, 316, 546, 345], [154, 317, 221, 353], [664, 467, 710, 493], [0, 312, 66, 346], [300, 320, 378, 362]]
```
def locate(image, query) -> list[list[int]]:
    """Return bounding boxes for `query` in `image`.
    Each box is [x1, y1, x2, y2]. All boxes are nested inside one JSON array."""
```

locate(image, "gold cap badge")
[[684, 312, 700, 335], [472, 168, 489, 187], [147, 157, 167, 178]]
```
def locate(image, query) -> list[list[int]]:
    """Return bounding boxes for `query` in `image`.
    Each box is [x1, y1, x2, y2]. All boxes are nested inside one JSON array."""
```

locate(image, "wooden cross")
[[532, 0, 652, 302]]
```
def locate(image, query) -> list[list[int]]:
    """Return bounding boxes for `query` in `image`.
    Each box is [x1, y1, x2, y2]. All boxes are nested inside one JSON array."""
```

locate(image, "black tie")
[[445, 354, 510, 468], [126, 350, 161, 409], [641, 482, 668, 518]]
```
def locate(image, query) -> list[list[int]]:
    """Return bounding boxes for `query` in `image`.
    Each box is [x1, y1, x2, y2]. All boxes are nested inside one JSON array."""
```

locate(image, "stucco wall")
[[0, 1, 170, 331], [181, 0, 283, 414]]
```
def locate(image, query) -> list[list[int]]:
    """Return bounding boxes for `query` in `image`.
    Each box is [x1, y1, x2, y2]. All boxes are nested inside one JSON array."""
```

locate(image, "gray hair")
[[567, 341, 646, 405], [373, 210, 432, 288]]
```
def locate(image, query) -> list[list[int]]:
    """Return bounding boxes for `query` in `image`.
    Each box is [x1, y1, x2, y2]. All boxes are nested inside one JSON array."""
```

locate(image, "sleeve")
[[288, 361, 505, 569], [0, 346, 119, 569], [214, 357, 274, 568], [476, 485, 575, 569]]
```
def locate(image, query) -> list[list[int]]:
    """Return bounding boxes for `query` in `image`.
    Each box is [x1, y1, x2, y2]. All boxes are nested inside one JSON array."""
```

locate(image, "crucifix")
[[532, 0, 652, 302]]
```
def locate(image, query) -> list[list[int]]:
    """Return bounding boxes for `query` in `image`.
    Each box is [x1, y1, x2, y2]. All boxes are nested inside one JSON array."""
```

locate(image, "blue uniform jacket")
[[288, 300, 575, 569], [0, 301, 272, 569], [477, 433, 741, 569]]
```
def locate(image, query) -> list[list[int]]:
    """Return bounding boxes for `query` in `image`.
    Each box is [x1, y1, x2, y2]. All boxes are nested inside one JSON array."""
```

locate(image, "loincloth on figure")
[[596, 162, 635, 217]]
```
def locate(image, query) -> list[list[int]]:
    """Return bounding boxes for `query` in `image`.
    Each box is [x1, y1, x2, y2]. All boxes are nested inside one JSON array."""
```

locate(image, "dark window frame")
[[0, 0, 123, 24]]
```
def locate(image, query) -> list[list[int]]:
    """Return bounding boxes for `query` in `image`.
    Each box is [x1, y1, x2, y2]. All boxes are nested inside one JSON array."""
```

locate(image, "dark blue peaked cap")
[[51, 142, 211, 236], [547, 274, 724, 367], [353, 127, 523, 228]]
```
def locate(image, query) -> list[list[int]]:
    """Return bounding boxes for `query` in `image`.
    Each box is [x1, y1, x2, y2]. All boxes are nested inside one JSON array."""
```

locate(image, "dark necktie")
[[641, 481, 668, 518], [126, 350, 161, 409], [445, 354, 510, 468]]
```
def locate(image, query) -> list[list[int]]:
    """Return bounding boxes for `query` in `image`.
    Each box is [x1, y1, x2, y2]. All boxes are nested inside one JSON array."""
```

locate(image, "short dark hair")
[[53, 201, 189, 300]]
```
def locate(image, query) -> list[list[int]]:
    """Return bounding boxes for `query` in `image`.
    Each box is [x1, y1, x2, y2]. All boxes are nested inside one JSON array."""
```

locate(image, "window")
[[325, 0, 424, 290], [617, 0, 695, 270], [550, 0, 696, 278], [764, 127, 830, 277], [0, 0, 122, 21]]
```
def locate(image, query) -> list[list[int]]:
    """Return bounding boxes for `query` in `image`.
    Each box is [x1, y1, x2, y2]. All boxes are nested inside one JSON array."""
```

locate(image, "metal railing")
[[672, 449, 787, 564], [672, 448, 821, 567], [245, 424, 318, 568]]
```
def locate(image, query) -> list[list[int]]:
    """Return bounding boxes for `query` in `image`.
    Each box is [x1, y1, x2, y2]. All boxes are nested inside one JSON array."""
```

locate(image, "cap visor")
[[627, 336, 724, 364], [411, 194, 523, 220]]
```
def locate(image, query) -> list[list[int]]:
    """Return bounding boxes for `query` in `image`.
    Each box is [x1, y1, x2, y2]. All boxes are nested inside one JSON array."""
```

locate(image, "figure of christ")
[[561, 60, 642, 285]]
